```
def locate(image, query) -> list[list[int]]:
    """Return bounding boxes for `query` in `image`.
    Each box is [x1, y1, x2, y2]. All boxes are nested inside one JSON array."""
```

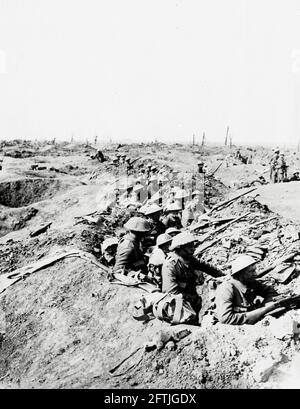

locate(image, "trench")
[[0, 179, 63, 208]]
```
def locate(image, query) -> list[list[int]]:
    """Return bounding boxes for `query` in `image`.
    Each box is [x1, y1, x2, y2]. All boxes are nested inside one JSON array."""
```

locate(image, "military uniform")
[[144, 219, 166, 248], [270, 153, 279, 182], [162, 213, 183, 230], [215, 278, 277, 325], [162, 252, 223, 311], [113, 233, 146, 273]]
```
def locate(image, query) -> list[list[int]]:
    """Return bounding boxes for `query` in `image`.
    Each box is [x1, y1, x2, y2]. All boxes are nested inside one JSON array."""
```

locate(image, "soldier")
[[174, 188, 190, 210], [113, 217, 151, 273], [277, 153, 288, 183], [0, 155, 3, 171], [162, 232, 224, 313], [182, 190, 205, 227], [269, 148, 280, 183], [95, 149, 105, 163], [141, 204, 166, 247], [100, 237, 119, 267], [197, 161, 205, 174], [147, 175, 159, 199], [147, 250, 165, 289], [162, 203, 183, 230], [215, 255, 279, 325], [289, 171, 300, 181]]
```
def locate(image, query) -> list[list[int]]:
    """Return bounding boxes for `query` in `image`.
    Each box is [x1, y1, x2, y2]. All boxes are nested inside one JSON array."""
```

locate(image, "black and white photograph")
[[1, 0, 300, 394]]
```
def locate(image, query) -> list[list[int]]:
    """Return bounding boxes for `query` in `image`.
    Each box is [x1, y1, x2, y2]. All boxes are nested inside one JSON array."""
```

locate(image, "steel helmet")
[[101, 237, 118, 252], [170, 186, 180, 193], [116, 153, 121, 157], [149, 175, 158, 182], [151, 166, 157, 171], [197, 161, 204, 165], [170, 232, 198, 250], [156, 233, 172, 247], [148, 249, 166, 266], [125, 157, 131, 162], [192, 190, 201, 197], [165, 227, 181, 236], [142, 203, 162, 216], [133, 184, 143, 192], [274, 148, 280, 153], [231, 255, 257, 276], [158, 176, 168, 182], [174, 189, 190, 199], [279, 153, 284, 156], [165, 203, 182, 212], [124, 217, 151, 232]]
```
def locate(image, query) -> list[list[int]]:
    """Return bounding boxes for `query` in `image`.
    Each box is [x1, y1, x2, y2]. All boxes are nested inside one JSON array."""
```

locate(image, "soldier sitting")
[[113, 217, 151, 274], [140, 204, 166, 247], [162, 203, 183, 230], [162, 232, 224, 314], [215, 255, 279, 325], [100, 237, 118, 267]]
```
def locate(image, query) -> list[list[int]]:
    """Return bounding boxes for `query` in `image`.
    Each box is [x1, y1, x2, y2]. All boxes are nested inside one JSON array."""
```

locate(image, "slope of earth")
[[256, 182, 300, 222], [0, 143, 300, 389], [0, 256, 298, 389]]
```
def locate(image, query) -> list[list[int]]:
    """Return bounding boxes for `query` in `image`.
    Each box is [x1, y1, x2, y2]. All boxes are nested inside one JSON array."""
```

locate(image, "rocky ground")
[[0, 141, 300, 389]]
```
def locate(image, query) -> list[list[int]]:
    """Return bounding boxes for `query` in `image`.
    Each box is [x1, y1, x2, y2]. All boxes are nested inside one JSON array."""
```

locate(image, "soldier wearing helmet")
[[148, 233, 173, 288], [162, 202, 183, 230], [140, 204, 166, 247], [270, 148, 280, 183], [100, 237, 119, 267], [215, 255, 278, 325], [181, 190, 205, 228], [113, 217, 151, 273], [277, 152, 288, 182], [161, 232, 224, 314]]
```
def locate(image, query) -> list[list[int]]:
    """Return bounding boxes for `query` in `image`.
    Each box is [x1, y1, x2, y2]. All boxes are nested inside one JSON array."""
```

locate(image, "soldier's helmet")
[[156, 233, 172, 247], [192, 190, 201, 197], [165, 203, 182, 212], [124, 217, 151, 232], [101, 237, 118, 252], [231, 255, 257, 276], [170, 232, 198, 250], [141, 203, 162, 216], [165, 227, 181, 236], [174, 189, 190, 199], [148, 250, 166, 266]]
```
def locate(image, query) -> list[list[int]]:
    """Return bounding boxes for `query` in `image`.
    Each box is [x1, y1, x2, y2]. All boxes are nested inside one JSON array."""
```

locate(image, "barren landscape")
[[0, 141, 300, 389]]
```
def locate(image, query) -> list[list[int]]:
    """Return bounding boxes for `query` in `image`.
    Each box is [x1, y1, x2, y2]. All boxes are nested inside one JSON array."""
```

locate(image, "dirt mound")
[[0, 206, 38, 238], [0, 255, 298, 389], [0, 179, 64, 208]]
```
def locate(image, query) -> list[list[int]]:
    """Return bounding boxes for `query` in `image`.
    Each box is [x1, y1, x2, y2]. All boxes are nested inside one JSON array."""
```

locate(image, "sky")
[[1, 0, 300, 146]]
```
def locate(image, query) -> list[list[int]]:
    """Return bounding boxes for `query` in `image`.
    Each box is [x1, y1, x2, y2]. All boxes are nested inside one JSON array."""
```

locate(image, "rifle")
[[207, 187, 257, 215], [208, 159, 225, 177], [256, 251, 299, 278], [272, 294, 300, 311]]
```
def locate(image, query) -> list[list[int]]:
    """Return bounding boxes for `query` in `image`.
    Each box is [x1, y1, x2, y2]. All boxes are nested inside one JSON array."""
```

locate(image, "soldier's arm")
[[193, 258, 225, 278], [216, 282, 278, 325], [161, 261, 182, 295]]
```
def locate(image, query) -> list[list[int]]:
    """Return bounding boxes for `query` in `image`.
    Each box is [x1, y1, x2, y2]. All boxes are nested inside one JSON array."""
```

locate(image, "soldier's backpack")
[[132, 292, 197, 325]]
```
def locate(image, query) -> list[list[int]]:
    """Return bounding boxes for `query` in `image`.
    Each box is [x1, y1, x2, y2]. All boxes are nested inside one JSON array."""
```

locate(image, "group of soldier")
[[269, 147, 289, 183], [98, 156, 286, 327]]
